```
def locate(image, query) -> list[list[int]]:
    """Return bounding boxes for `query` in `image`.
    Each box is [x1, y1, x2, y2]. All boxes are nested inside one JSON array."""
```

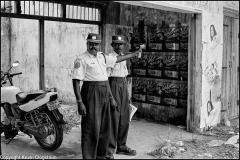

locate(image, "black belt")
[[83, 81, 108, 86], [109, 77, 127, 83]]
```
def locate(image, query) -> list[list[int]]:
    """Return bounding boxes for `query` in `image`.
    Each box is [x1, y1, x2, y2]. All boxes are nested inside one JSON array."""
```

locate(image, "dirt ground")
[[147, 118, 239, 159], [59, 105, 239, 159], [174, 138, 239, 159], [1, 105, 239, 159]]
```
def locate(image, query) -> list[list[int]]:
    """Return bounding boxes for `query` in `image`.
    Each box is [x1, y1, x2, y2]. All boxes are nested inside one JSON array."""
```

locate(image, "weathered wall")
[[1, 18, 39, 92], [1, 17, 11, 72], [200, 7, 223, 130], [12, 19, 40, 92], [1, 2, 99, 103], [1, 17, 98, 102], [164, 1, 238, 129], [177, 1, 231, 130], [223, 1, 240, 10], [163, 1, 239, 12], [44, 21, 98, 103]]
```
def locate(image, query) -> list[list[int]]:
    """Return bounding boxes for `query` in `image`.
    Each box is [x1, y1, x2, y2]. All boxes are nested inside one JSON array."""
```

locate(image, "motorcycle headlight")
[[50, 88, 57, 92]]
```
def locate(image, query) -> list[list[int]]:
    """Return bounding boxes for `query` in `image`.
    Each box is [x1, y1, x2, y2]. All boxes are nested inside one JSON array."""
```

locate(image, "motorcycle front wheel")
[[34, 111, 63, 151]]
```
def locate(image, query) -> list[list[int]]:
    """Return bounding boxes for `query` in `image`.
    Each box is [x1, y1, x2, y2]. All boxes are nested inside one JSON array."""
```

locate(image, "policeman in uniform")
[[106, 35, 139, 159], [72, 33, 141, 159]]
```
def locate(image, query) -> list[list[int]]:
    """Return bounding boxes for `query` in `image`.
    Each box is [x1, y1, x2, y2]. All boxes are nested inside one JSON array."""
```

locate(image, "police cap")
[[112, 35, 125, 44], [87, 33, 101, 43]]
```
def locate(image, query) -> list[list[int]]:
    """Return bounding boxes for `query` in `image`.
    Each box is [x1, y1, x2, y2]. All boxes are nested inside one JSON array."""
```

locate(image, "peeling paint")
[[200, 6, 224, 129]]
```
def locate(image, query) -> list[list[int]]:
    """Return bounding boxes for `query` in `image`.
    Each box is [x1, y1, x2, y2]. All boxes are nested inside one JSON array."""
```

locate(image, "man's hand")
[[137, 50, 142, 58], [133, 50, 142, 59], [110, 97, 119, 111], [134, 47, 142, 59], [77, 101, 86, 116], [136, 44, 145, 58]]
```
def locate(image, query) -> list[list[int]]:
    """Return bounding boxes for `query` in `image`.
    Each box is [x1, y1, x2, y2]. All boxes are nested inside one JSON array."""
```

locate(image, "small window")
[[1, 1, 101, 22]]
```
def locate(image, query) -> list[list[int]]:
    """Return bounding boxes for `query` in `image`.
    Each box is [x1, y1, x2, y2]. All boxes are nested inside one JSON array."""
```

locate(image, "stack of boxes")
[[131, 20, 189, 125]]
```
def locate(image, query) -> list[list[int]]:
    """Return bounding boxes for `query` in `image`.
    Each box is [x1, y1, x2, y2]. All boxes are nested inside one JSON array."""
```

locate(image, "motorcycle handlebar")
[[10, 72, 22, 76]]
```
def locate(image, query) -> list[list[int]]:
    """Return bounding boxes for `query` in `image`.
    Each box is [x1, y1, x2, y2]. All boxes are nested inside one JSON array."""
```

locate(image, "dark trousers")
[[81, 81, 111, 159], [107, 77, 130, 155]]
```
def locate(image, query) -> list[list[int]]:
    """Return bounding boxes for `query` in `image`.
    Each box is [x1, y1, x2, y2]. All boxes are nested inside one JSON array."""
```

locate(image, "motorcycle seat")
[[16, 91, 44, 104], [16, 92, 28, 104]]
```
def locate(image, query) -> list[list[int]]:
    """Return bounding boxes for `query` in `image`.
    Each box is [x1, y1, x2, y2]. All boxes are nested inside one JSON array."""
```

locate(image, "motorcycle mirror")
[[12, 61, 20, 67]]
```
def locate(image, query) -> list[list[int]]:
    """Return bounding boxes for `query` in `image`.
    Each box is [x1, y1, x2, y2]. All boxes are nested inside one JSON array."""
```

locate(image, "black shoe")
[[105, 154, 114, 159], [116, 146, 137, 156]]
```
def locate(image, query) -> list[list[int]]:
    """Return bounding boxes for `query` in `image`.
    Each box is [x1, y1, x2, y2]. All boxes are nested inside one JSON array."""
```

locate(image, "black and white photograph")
[[1, 1, 239, 159]]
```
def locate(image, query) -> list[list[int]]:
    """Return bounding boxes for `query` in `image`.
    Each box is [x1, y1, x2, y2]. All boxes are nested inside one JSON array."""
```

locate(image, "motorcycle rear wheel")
[[34, 111, 63, 151]]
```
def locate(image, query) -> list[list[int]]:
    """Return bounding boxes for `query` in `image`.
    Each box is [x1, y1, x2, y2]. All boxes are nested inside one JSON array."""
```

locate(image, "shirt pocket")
[[87, 62, 99, 75]]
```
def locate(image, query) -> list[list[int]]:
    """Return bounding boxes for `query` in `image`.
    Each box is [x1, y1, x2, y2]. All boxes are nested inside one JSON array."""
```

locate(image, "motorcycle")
[[1, 61, 66, 151]]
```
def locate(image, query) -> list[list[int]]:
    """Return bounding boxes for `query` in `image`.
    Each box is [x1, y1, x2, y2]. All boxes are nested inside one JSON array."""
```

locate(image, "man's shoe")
[[116, 146, 137, 156], [105, 154, 114, 159]]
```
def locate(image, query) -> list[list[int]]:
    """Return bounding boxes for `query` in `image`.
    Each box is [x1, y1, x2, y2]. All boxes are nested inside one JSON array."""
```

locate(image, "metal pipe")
[[52, 3, 54, 17], [94, 8, 96, 21], [80, 6, 82, 19], [34, 1, 35, 15], [88, 7, 89, 20], [92, 7, 94, 21], [39, 20, 45, 90], [76, 6, 79, 19], [68, 5, 70, 18], [72, 5, 74, 19], [84, 7, 86, 20], [29, 0, 30, 14], [1, 12, 101, 24], [48, 2, 49, 16], [24, 1, 25, 14]]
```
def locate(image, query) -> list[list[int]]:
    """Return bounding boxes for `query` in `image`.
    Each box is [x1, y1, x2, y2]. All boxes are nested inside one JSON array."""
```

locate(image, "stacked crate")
[[131, 22, 189, 125]]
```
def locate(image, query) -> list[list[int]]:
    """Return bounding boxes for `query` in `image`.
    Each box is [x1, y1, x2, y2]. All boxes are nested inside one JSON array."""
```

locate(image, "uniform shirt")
[[72, 51, 117, 81], [107, 51, 128, 78]]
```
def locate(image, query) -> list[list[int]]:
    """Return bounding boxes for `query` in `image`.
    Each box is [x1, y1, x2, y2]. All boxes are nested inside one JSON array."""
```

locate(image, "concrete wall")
[[1, 17, 11, 72], [1, 18, 39, 92], [44, 21, 98, 103], [200, 5, 223, 130], [1, 2, 99, 103]]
